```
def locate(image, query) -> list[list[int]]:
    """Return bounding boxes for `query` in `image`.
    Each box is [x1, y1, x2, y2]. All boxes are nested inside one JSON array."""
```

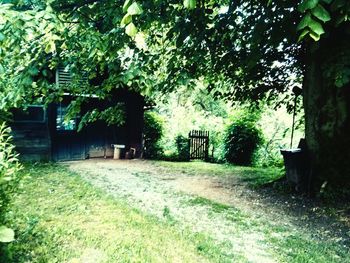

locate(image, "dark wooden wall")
[[11, 121, 51, 161], [11, 90, 144, 162]]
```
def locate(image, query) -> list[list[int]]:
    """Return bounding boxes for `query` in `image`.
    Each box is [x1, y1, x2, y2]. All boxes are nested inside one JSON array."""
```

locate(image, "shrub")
[[0, 122, 22, 243], [206, 130, 226, 163], [175, 135, 190, 161], [253, 146, 284, 168], [224, 117, 263, 166], [143, 112, 164, 159]]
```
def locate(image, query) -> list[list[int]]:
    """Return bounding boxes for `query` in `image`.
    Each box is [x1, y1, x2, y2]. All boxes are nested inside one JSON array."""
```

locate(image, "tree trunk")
[[303, 25, 350, 191]]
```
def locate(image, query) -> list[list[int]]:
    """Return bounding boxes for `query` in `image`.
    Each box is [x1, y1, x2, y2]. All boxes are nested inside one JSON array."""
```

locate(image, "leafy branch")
[[296, 0, 349, 41]]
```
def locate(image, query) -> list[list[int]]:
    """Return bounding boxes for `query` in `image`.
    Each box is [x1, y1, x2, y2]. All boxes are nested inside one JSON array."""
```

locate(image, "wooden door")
[[52, 104, 86, 161]]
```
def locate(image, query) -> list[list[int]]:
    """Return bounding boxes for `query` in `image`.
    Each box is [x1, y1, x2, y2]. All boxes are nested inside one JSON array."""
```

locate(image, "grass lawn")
[[0, 163, 227, 263], [1, 161, 349, 263]]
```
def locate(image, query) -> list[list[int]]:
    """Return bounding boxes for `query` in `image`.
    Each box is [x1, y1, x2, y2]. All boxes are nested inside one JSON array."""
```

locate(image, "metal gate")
[[189, 130, 209, 160]]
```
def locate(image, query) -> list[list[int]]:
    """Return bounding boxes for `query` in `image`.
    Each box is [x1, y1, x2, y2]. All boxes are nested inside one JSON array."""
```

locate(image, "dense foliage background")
[[144, 87, 304, 166], [142, 111, 164, 159]]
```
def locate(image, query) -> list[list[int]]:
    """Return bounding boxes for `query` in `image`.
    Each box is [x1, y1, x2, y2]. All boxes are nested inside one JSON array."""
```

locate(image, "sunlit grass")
[[1, 162, 349, 263], [1, 163, 229, 263]]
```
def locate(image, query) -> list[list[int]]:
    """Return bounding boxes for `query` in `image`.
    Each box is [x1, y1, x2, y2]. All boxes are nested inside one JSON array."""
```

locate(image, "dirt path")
[[65, 159, 350, 262]]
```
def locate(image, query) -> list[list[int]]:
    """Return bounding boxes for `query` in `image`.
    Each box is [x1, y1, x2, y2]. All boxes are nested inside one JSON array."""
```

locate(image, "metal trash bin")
[[111, 144, 125, 159], [280, 148, 308, 191]]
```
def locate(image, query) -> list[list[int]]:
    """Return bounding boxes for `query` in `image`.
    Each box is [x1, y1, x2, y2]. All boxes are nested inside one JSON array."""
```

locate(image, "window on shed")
[[13, 106, 45, 123], [56, 105, 78, 131]]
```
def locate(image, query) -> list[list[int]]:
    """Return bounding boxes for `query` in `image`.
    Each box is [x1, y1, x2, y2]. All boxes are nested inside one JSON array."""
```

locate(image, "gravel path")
[[66, 159, 277, 263]]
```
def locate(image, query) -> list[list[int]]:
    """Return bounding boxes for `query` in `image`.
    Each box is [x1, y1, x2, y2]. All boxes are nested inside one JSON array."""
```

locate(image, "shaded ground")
[[66, 159, 350, 262]]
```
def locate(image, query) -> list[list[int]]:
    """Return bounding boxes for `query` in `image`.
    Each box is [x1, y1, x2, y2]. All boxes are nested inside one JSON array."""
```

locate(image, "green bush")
[[159, 134, 189, 162], [224, 116, 263, 166], [175, 135, 190, 161], [143, 112, 164, 159], [0, 122, 22, 243], [206, 130, 226, 163], [253, 146, 284, 168]]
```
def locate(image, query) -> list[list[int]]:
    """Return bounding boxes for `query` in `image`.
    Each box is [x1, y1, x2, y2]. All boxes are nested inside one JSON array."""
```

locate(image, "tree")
[[135, 0, 350, 191], [0, 0, 349, 191], [0, 0, 146, 117]]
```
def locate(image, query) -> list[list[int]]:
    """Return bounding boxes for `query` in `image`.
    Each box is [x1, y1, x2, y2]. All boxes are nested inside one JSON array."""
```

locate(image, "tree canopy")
[[0, 0, 349, 109], [1, 0, 350, 188]]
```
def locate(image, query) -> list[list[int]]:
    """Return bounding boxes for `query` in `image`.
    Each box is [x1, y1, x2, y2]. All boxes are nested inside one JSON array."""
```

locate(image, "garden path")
[[66, 159, 350, 262]]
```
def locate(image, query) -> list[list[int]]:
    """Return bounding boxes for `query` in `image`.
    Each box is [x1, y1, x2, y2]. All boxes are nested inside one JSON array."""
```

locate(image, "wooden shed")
[[10, 68, 145, 161], [11, 90, 144, 162]]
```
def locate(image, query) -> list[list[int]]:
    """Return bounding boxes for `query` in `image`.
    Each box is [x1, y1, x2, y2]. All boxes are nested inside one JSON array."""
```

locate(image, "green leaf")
[[0, 33, 5, 42], [297, 13, 325, 36], [21, 76, 32, 86], [308, 19, 325, 35], [45, 41, 56, 54], [0, 226, 15, 243], [123, 0, 132, 13], [309, 30, 320, 41], [184, 0, 196, 10], [28, 67, 39, 76], [298, 28, 310, 42], [321, 0, 332, 4], [125, 22, 137, 37], [297, 13, 313, 31], [311, 4, 331, 22], [298, 0, 319, 12], [121, 14, 132, 27], [127, 2, 143, 16], [0, 63, 4, 74]]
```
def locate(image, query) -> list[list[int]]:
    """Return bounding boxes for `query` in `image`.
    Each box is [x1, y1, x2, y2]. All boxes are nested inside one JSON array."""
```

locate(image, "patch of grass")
[[0, 163, 232, 263], [152, 160, 283, 187], [265, 228, 350, 263], [187, 196, 231, 213], [162, 206, 177, 226], [189, 232, 245, 263], [233, 167, 284, 187], [186, 196, 255, 230], [185, 195, 350, 263]]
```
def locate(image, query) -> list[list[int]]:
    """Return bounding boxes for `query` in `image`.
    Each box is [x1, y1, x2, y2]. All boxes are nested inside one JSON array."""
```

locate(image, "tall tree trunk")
[[303, 25, 350, 191]]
